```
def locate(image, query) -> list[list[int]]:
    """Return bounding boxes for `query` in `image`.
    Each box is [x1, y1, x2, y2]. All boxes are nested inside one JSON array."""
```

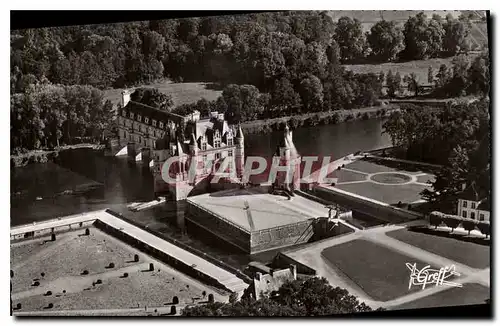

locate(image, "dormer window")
[[159, 121, 164, 129], [145, 117, 149, 124], [227, 137, 233, 146], [201, 136, 207, 151], [130, 112, 135, 119], [137, 114, 142, 122], [152, 120, 157, 127], [122, 110, 127, 117]]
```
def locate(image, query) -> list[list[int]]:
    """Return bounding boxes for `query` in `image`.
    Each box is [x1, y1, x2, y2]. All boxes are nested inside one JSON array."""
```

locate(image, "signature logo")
[[406, 263, 463, 290]]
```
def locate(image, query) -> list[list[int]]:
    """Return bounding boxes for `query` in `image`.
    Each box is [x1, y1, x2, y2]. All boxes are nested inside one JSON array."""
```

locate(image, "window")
[[471, 202, 476, 209], [462, 211, 467, 218], [138, 115, 142, 122], [463, 200, 467, 208], [145, 117, 149, 124], [215, 152, 221, 160], [201, 137, 207, 151], [123, 111, 127, 117], [130, 112, 135, 119], [470, 212, 475, 220], [227, 138, 233, 146], [214, 139, 221, 148], [228, 150, 233, 157], [480, 214, 485, 221], [152, 120, 157, 127], [159, 122, 164, 129]]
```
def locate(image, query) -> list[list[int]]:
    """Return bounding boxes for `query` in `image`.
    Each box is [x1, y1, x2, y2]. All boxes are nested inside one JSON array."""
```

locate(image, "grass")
[[103, 80, 222, 108], [346, 160, 398, 174], [391, 283, 490, 310], [336, 170, 368, 183], [370, 173, 412, 184], [386, 228, 490, 269], [336, 181, 430, 205], [321, 239, 436, 301]]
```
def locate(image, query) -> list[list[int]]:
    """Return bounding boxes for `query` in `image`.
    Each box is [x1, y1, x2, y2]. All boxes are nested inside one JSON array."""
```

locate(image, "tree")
[[270, 77, 302, 117], [477, 221, 490, 239], [427, 66, 434, 84], [443, 215, 462, 232], [443, 14, 472, 55], [467, 52, 490, 95], [435, 64, 451, 88], [404, 73, 419, 96], [130, 88, 174, 111], [367, 20, 404, 62], [429, 212, 443, 229], [334, 17, 366, 62], [403, 12, 445, 60], [298, 74, 323, 112], [462, 218, 478, 236]]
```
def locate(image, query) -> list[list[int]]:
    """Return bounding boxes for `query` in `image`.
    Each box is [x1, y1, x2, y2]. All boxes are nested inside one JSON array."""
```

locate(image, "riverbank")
[[240, 104, 399, 134], [11, 144, 105, 168]]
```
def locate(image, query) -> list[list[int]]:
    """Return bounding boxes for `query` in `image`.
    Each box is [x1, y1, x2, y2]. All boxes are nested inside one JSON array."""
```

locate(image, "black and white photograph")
[[9, 8, 492, 318]]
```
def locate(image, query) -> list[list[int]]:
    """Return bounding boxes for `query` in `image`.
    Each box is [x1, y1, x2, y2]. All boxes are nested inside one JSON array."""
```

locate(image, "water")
[[10, 118, 391, 227]]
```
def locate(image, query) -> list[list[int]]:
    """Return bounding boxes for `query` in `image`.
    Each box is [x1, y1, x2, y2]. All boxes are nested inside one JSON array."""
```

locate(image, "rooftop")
[[187, 187, 331, 232]]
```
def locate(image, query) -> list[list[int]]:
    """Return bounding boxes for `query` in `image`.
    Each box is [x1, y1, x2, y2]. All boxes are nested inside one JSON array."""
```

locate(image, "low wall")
[[250, 220, 314, 253], [10, 220, 95, 242], [313, 186, 422, 224]]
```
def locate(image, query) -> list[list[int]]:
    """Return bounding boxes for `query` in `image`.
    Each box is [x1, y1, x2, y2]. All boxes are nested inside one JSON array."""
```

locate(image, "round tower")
[[235, 124, 245, 181]]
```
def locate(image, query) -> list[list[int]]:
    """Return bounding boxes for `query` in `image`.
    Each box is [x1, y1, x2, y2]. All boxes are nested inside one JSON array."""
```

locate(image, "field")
[[321, 239, 436, 301], [386, 228, 490, 269], [103, 81, 222, 108], [11, 227, 226, 314], [391, 283, 490, 310]]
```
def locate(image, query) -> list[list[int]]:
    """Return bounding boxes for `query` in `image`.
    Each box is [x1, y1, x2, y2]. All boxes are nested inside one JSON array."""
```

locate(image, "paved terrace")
[[10, 210, 248, 294]]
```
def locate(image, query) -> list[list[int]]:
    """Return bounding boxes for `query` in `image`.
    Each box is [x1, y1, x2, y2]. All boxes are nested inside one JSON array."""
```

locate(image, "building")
[[270, 124, 301, 195], [116, 89, 245, 201], [242, 265, 297, 300], [457, 184, 490, 222]]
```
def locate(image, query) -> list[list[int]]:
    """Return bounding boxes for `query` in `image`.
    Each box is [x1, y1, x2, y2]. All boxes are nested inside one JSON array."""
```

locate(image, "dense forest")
[[10, 11, 489, 152], [383, 99, 490, 211]]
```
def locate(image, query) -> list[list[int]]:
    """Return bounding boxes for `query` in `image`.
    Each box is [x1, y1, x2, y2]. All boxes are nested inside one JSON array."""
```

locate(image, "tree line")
[[382, 99, 490, 211], [181, 277, 374, 316]]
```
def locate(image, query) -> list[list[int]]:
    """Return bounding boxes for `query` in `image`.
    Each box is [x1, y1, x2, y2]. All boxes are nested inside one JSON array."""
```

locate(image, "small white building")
[[457, 187, 490, 222]]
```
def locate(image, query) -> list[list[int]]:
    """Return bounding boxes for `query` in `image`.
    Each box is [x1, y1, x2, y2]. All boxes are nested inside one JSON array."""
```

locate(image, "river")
[[10, 118, 391, 227]]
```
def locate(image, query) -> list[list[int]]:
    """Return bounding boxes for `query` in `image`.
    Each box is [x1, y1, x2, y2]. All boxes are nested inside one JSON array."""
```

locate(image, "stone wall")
[[10, 220, 95, 242], [186, 202, 251, 252], [272, 252, 316, 275], [313, 186, 421, 224], [250, 219, 314, 253]]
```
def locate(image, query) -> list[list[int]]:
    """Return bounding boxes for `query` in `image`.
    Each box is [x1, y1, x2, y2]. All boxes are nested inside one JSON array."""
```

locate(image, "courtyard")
[[11, 227, 228, 314]]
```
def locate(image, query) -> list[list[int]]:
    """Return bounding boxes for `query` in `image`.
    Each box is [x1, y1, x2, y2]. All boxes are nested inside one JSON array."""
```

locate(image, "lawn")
[[321, 239, 436, 301], [103, 81, 222, 108], [336, 169, 368, 183], [416, 174, 435, 184], [391, 283, 490, 310], [336, 181, 429, 205], [346, 160, 397, 174], [386, 228, 490, 269]]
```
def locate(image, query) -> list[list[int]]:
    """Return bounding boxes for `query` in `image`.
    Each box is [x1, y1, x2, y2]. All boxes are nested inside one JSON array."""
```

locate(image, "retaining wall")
[[250, 220, 314, 253]]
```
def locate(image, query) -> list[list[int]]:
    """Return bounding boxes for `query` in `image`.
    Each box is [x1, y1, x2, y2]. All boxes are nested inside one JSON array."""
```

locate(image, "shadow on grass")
[[407, 226, 490, 246], [362, 156, 438, 174]]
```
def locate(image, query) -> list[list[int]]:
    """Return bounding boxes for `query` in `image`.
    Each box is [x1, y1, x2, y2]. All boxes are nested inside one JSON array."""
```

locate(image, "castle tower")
[[235, 124, 245, 181], [272, 124, 301, 193]]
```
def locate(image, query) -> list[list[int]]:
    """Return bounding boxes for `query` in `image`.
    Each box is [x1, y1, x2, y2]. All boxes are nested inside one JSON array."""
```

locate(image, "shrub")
[[429, 212, 443, 229], [41, 272, 45, 277], [47, 303, 53, 309], [171, 306, 177, 315], [123, 272, 129, 278], [477, 221, 490, 238], [208, 293, 214, 303], [462, 218, 478, 235], [51, 234, 56, 241], [33, 281, 40, 286], [172, 296, 179, 304], [82, 270, 89, 275], [85, 228, 90, 236], [443, 215, 462, 232], [149, 263, 154, 271], [108, 262, 115, 268], [362, 112, 369, 120], [45, 291, 52, 296], [134, 254, 139, 262], [16, 303, 21, 309], [96, 279, 102, 284], [202, 290, 207, 298]]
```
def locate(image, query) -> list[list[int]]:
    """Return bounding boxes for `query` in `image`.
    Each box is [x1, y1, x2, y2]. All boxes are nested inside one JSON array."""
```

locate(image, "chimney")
[[289, 264, 297, 280], [255, 272, 261, 281], [121, 89, 132, 108]]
